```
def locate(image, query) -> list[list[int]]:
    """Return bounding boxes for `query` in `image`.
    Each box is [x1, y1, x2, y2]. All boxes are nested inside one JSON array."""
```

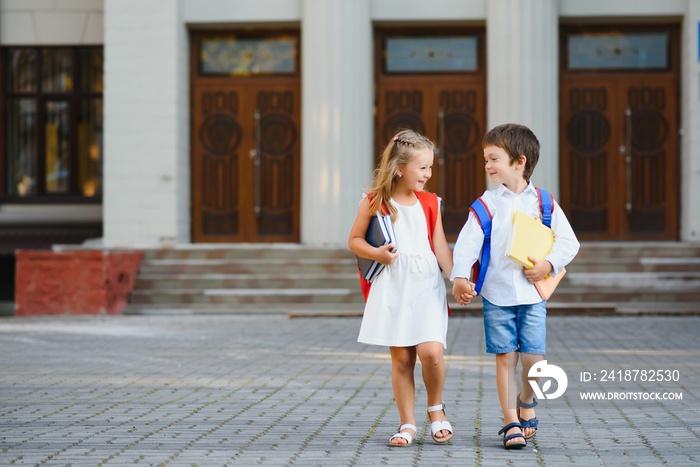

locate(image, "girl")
[[348, 129, 454, 447]]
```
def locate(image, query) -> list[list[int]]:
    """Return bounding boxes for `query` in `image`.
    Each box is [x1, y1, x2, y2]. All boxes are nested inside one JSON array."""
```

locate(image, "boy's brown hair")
[[482, 123, 540, 181]]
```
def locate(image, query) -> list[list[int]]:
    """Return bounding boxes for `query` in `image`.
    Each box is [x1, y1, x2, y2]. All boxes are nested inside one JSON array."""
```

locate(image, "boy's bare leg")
[[519, 353, 544, 437], [496, 352, 523, 446], [417, 342, 450, 439], [389, 346, 417, 445]]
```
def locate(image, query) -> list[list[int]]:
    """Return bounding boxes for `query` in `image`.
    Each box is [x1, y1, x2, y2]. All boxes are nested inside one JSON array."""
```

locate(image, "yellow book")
[[506, 210, 554, 269], [506, 210, 565, 300]]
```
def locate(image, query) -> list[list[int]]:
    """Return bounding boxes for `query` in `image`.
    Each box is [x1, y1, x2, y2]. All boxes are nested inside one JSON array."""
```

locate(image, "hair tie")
[[393, 136, 399, 142]]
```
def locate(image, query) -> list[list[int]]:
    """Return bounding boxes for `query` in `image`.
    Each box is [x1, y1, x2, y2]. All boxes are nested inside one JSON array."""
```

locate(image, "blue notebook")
[[357, 213, 395, 282]]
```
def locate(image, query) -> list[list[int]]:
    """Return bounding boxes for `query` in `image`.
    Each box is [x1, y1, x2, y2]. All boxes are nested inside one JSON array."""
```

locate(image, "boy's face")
[[483, 145, 526, 188]]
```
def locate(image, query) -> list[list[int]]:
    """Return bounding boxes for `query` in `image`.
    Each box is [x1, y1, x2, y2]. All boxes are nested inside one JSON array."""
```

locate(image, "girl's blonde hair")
[[368, 129, 435, 220]]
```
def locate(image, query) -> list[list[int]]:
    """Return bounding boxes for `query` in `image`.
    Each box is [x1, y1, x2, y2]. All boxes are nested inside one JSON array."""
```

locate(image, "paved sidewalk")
[[1, 314, 698, 466]]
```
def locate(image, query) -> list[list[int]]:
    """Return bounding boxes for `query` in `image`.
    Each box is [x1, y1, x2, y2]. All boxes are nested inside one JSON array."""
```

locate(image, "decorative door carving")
[[191, 32, 300, 243], [192, 83, 300, 242], [560, 26, 679, 240]]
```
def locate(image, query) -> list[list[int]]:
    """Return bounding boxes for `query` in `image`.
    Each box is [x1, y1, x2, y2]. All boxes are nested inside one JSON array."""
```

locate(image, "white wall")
[[301, 0, 373, 246], [486, 0, 559, 197], [372, 0, 484, 21], [559, 0, 686, 17], [182, 0, 300, 23], [103, 0, 188, 246], [0, 0, 103, 45], [681, 1, 700, 241]]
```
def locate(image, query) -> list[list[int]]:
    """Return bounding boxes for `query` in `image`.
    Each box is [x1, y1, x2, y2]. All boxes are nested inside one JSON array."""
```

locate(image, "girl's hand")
[[376, 244, 398, 265], [525, 256, 553, 282], [452, 278, 476, 305]]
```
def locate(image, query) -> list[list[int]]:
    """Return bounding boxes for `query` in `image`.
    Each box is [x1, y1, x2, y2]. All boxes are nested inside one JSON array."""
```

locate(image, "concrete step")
[[129, 284, 700, 306], [565, 271, 700, 290], [573, 242, 700, 258], [129, 287, 361, 305], [133, 270, 700, 292], [136, 256, 700, 276], [569, 257, 700, 273], [125, 242, 700, 315], [124, 300, 700, 317], [134, 273, 360, 290], [142, 245, 352, 260], [138, 258, 358, 275]]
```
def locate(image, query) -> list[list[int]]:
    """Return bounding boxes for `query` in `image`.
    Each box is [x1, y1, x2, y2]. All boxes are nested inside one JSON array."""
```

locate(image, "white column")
[[301, 0, 373, 246], [103, 0, 189, 247], [486, 0, 559, 196], [681, 3, 700, 242]]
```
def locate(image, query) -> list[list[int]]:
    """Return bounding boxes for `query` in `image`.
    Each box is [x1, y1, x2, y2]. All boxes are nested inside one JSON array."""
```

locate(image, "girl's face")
[[483, 144, 524, 189], [396, 148, 434, 191]]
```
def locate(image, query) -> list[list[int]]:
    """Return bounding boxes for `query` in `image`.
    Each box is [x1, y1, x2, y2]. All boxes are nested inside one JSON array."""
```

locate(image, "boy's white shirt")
[[451, 182, 580, 307]]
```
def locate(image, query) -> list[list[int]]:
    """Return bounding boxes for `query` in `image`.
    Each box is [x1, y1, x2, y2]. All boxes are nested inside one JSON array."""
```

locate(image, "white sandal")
[[427, 402, 454, 443], [388, 423, 417, 447]]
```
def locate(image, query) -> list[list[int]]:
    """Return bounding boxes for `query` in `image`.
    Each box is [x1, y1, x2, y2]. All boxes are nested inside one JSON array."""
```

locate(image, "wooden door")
[[375, 30, 486, 239], [190, 32, 300, 243], [559, 26, 679, 240]]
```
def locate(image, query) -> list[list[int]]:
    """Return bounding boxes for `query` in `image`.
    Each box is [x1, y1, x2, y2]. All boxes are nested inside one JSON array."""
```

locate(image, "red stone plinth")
[[15, 250, 143, 316]]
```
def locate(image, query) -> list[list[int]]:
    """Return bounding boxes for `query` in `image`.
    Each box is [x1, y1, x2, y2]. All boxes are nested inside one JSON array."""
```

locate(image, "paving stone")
[[0, 315, 698, 465]]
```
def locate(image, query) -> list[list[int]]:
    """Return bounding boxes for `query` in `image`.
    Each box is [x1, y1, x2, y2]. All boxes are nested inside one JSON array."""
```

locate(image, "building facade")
[[1, 0, 699, 267]]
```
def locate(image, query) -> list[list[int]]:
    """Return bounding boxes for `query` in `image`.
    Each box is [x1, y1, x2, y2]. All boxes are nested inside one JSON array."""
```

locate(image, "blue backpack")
[[470, 188, 554, 295]]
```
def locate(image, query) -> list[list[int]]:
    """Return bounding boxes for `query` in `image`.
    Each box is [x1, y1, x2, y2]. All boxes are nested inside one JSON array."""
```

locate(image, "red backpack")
[[359, 190, 440, 301]]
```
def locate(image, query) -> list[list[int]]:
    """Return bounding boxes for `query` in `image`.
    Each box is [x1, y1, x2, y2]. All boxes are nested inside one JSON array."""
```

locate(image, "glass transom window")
[[200, 36, 297, 76], [567, 33, 669, 70], [385, 36, 478, 73]]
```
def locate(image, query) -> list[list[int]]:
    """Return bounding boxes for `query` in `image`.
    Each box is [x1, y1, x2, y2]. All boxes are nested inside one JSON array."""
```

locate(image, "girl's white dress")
[[357, 197, 448, 349]]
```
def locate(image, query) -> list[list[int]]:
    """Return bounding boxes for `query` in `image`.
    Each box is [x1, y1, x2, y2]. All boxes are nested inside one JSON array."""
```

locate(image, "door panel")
[[560, 79, 678, 240], [192, 81, 300, 242], [376, 82, 485, 238], [560, 26, 679, 241], [624, 80, 677, 238], [375, 29, 486, 240], [438, 88, 485, 235], [560, 81, 619, 239]]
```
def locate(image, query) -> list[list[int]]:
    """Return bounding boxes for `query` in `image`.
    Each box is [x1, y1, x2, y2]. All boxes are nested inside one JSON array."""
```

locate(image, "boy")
[[452, 123, 580, 449]]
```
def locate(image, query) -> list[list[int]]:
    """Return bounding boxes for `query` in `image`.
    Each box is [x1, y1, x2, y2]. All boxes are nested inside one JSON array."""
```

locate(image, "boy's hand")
[[376, 244, 398, 265], [525, 256, 553, 283], [452, 278, 476, 305]]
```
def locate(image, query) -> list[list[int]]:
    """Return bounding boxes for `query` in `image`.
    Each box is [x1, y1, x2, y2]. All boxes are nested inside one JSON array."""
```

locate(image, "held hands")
[[524, 256, 554, 283], [452, 277, 477, 305], [375, 243, 399, 265]]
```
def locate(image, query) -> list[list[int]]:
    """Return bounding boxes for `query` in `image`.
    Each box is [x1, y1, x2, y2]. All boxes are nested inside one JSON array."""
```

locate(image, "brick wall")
[[15, 250, 142, 316]]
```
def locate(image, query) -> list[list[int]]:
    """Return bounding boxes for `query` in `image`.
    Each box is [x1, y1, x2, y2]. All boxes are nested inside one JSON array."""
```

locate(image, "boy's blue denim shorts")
[[482, 298, 546, 355]]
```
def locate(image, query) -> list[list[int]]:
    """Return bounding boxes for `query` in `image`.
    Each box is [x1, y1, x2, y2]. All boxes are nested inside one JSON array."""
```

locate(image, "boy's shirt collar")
[[496, 181, 536, 197]]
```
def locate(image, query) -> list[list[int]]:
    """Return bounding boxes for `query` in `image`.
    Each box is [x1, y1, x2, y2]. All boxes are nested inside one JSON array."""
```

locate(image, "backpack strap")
[[536, 187, 554, 228], [415, 191, 438, 250], [469, 188, 554, 296], [469, 197, 493, 295], [415, 191, 451, 316]]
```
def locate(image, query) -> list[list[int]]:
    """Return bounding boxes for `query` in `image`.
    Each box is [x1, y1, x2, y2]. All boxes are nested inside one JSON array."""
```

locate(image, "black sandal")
[[498, 422, 527, 449], [517, 393, 539, 439]]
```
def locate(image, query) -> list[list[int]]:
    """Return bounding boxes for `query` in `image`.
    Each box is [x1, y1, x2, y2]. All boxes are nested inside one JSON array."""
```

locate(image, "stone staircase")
[[124, 242, 700, 316]]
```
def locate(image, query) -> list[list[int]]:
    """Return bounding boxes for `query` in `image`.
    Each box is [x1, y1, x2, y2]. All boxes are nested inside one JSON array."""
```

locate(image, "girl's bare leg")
[[417, 341, 450, 439], [389, 346, 417, 445]]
